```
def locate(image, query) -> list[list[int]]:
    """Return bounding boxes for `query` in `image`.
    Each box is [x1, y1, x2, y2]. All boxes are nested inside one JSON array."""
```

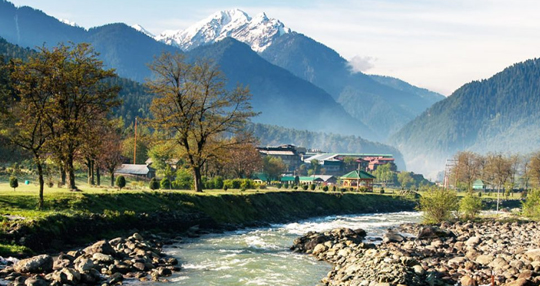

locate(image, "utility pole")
[[443, 159, 456, 189], [133, 117, 137, 164]]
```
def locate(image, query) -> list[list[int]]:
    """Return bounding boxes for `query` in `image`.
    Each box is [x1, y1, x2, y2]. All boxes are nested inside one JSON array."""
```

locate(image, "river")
[[150, 211, 421, 286]]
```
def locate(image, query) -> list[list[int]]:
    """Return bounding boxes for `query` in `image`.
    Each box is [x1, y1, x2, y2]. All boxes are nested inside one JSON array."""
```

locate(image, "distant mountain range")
[[391, 58, 540, 177]]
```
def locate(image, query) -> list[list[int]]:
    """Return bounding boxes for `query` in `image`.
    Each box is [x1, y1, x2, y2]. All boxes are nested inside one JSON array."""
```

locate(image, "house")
[[315, 175, 338, 185], [473, 179, 486, 191], [303, 152, 396, 175], [252, 173, 268, 184], [115, 164, 155, 180], [257, 144, 306, 172], [299, 176, 324, 185], [280, 176, 298, 184], [340, 170, 376, 191]]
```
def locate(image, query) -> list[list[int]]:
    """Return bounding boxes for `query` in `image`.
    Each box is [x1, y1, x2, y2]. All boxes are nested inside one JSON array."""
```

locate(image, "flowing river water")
[[148, 211, 421, 286]]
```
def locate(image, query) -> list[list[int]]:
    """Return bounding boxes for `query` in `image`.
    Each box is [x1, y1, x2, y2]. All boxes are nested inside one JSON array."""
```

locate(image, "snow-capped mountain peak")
[[155, 9, 290, 52], [131, 24, 155, 38]]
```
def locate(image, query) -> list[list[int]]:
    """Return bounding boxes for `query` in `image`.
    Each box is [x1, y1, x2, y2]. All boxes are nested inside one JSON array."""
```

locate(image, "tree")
[[13, 43, 120, 190], [459, 192, 483, 220], [450, 151, 481, 191], [9, 176, 18, 191], [373, 164, 394, 187], [528, 151, 540, 188], [523, 189, 540, 219], [147, 53, 257, 192], [485, 153, 512, 212], [224, 140, 262, 179], [2, 50, 51, 209], [116, 175, 126, 190], [263, 156, 286, 181], [397, 172, 414, 189], [160, 177, 171, 189], [97, 125, 124, 187]]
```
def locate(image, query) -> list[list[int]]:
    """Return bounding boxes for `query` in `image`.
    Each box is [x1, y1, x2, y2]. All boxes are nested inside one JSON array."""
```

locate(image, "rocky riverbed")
[[292, 221, 540, 286], [0, 233, 181, 286]]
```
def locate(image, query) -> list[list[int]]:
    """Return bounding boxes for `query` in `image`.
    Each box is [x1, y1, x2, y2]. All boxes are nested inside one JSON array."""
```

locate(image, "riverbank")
[[292, 219, 540, 286], [0, 190, 416, 256]]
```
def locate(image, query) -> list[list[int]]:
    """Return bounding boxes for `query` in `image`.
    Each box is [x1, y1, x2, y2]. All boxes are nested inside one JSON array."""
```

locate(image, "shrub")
[[232, 179, 242, 189], [160, 178, 171, 189], [459, 192, 483, 220], [223, 179, 233, 190], [302, 185, 308, 190], [276, 183, 282, 189], [213, 176, 224, 189], [293, 186, 298, 190], [284, 183, 289, 189], [523, 189, 540, 219], [310, 184, 316, 191], [418, 187, 458, 224], [259, 183, 267, 189], [322, 185, 329, 192], [115, 176, 126, 190], [149, 178, 160, 190], [241, 179, 253, 191], [9, 177, 18, 191], [332, 185, 337, 192]]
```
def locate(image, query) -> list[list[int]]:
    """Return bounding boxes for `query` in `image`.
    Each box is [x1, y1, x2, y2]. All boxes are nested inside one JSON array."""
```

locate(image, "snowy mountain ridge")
[[155, 9, 290, 52], [131, 24, 156, 38]]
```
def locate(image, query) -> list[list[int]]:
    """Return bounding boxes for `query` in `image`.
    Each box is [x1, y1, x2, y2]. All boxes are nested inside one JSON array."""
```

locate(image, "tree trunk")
[[96, 166, 101, 186], [60, 166, 66, 186], [90, 159, 95, 185], [34, 153, 45, 210], [193, 166, 203, 192], [67, 154, 76, 190], [86, 158, 92, 185], [110, 169, 115, 187]]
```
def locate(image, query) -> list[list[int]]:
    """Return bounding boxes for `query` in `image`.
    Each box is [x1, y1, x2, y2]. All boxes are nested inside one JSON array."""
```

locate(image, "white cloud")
[[348, 56, 376, 73]]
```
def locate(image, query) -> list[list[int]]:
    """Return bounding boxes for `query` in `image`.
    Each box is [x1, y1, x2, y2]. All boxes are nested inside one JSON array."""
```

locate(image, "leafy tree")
[[9, 176, 18, 191], [419, 187, 458, 224], [115, 175, 126, 190], [160, 177, 171, 190], [485, 153, 513, 212], [147, 52, 257, 192], [14, 43, 120, 190], [523, 189, 540, 219], [310, 159, 321, 175], [529, 152, 540, 188], [450, 151, 482, 191], [225, 140, 262, 179], [97, 125, 124, 187], [373, 164, 395, 187], [397, 172, 414, 189], [263, 156, 286, 181], [459, 192, 483, 220], [149, 177, 160, 190]]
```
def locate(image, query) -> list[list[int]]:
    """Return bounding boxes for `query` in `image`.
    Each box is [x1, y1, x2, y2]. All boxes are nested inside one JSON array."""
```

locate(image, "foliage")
[[310, 184, 316, 191], [147, 52, 257, 192], [263, 156, 286, 181], [459, 192, 483, 220], [302, 185, 308, 191], [418, 187, 458, 224], [160, 178, 171, 190], [372, 164, 396, 186], [149, 178, 159, 190], [115, 176, 126, 190], [322, 185, 329, 192], [522, 189, 540, 219], [9, 176, 18, 191], [397, 172, 414, 189]]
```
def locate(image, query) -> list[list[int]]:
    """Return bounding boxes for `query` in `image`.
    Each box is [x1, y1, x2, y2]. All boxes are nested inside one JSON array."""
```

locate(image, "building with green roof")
[[340, 170, 376, 191]]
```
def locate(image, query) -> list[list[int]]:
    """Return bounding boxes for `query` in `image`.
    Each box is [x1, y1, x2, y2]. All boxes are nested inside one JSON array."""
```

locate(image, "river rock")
[[13, 255, 53, 273], [83, 240, 115, 256], [460, 275, 477, 286], [475, 254, 494, 265]]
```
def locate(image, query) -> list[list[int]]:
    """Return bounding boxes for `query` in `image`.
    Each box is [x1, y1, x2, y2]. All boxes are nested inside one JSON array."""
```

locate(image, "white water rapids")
[[148, 211, 421, 285]]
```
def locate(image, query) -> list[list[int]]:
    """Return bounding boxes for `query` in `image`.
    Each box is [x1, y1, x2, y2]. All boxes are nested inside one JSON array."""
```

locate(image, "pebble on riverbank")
[[0, 233, 181, 286], [292, 221, 540, 286]]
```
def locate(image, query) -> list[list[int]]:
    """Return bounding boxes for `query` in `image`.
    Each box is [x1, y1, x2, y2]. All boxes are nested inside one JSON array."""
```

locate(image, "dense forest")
[[391, 58, 540, 176]]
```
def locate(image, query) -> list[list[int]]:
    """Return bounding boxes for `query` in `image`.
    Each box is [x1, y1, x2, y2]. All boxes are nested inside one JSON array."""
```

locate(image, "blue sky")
[[8, 0, 540, 95]]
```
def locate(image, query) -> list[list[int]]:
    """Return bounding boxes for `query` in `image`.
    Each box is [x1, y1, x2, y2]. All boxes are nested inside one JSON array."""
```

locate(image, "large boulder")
[[83, 240, 116, 256], [13, 255, 53, 273]]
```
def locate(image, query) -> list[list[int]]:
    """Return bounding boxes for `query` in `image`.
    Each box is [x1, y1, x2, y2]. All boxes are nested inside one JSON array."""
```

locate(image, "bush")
[[380, 187, 385, 194], [9, 176, 18, 191], [149, 178, 160, 190], [259, 183, 267, 189], [293, 186, 298, 190], [284, 183, 289, 189], [310, 184, 316, 191], [232, 179, 242, 189], [213, 176, 224, 189], [223, 179, 233, 190], [160, 178, 171, 189], [302, 185, 308, 190], [332, 185, 337, 192], [276, 183, 282, 189], [241, 179, 253, 191], [523, 189, 540, 219], [418, 187, 458, 224], [459, 192, 483, 220], [115, 176, 126, 190], [322, 185, 329, 192]]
